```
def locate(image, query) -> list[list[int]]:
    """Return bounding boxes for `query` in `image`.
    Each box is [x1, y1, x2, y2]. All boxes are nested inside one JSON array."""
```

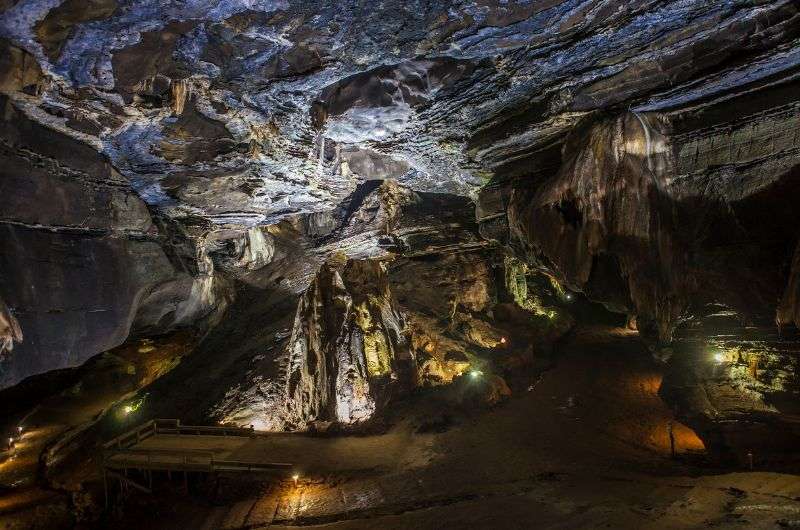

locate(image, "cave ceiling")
[[0, 0, 796, 223], [1, 0, 800, 387]]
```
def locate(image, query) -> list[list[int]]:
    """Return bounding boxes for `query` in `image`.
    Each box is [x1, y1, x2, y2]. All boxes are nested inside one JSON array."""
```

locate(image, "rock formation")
[[216, 255, 413, 430], [0, 0, 799, 458], [0, 295, 22, 360]]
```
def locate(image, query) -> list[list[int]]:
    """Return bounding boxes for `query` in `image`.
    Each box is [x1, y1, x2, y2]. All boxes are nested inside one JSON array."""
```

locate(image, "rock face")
[[0, 0, 795, 224], [0, 94, 233, 387], [0, 295, 22, 360], [285, 257, 411, 426], [778, 243, 800, 330], [503, 107, 800, 342]]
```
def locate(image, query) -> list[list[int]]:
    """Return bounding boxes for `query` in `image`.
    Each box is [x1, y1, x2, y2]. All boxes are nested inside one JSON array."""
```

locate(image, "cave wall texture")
[[0, 0, 799, 452]]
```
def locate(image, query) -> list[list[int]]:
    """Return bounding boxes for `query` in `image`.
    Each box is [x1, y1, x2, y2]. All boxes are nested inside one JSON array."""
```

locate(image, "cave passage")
[[2, 0, 800, 528]]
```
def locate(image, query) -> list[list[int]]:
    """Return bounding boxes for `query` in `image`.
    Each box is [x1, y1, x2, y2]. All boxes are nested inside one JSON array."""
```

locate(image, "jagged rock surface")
[[0, 0, 799, 457], [215, 256, 413, 430], [502, 107, 800, 342]]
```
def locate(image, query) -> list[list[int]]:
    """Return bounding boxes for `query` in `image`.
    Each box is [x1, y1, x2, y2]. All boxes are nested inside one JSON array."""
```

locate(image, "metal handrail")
[[214, 461, 292, 467], [106, 448, 217, 458], [103, 419, 256, 450], [102, 419, 291, 476]]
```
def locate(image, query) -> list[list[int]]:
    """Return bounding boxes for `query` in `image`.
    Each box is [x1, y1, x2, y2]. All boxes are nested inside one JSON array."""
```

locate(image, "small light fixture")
[[17, 426, 22, 434], [470, 370, 482, 379], [292, 474, 299, 486], [713, 352, 725, 363], [123, 405, 133, 415], [565, 293, 573, 301], [499, 337, 507, 344]]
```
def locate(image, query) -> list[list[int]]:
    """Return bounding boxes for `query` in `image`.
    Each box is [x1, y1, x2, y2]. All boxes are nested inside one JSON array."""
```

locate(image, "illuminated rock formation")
[[0, 0, 798, 461]]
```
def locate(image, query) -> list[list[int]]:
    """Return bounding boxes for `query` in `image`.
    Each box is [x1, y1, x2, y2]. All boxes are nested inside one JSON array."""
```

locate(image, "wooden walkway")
[[102, 419, 294, 504]]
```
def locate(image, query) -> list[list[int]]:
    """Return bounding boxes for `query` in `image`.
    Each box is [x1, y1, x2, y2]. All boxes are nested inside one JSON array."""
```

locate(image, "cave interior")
[[2, 0, 800, 528]]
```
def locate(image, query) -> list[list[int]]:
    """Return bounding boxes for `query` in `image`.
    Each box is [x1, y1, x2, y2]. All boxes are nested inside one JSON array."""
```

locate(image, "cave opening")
[[2, 1, 800, 528]]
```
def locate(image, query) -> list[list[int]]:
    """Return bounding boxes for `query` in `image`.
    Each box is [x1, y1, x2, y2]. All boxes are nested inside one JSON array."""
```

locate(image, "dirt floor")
[[108, 326, 800, 529], [4, 326, 800, 529]]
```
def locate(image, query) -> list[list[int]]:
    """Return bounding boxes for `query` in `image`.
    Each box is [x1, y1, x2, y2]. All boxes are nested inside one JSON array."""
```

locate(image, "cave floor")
[[112, 326, 800, 529], [5, 326, 800, 529]]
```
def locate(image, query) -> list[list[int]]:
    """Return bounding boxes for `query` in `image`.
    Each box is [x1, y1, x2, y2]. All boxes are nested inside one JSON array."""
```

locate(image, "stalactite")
[[170, 79, 191, 116]]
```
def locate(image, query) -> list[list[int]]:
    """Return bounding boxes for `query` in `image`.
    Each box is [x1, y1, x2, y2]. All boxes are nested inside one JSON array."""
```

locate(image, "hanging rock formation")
[[503, 105, 800, 343], [0, 295, 22, 360]]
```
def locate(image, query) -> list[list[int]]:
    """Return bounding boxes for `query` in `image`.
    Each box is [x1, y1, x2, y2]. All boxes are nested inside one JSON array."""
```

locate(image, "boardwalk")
[[103, 419, 294, 474], [102, 419, 294, 503]]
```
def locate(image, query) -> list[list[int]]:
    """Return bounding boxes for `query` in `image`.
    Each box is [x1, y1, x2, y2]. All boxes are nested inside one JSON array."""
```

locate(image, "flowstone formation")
[[0, 0, 798, 459], [218, 255, 414, 430]]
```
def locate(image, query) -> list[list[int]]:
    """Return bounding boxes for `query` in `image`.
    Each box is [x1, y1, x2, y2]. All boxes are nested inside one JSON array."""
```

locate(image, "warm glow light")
[[500, 337, 507, 344], [16, 426, 22, 434], [713, 352, 725, 363], [470, 370, 482, 379], [292, 474, 299, 486], [565, 293, 573, 301], [123, 405, 133, 415]]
